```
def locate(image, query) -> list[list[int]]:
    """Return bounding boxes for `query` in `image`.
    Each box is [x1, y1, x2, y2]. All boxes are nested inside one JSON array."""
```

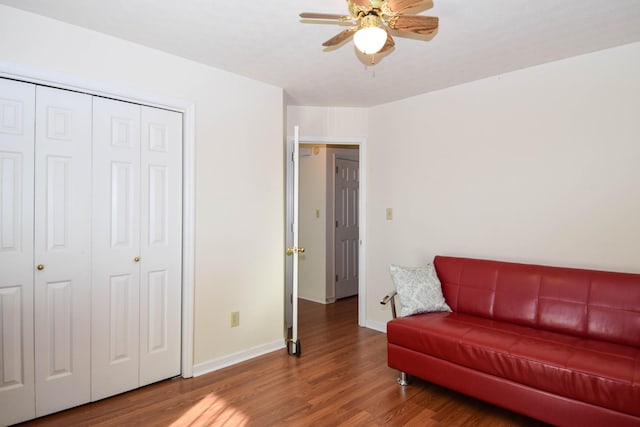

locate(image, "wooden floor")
[[19, 297, 548, 426]]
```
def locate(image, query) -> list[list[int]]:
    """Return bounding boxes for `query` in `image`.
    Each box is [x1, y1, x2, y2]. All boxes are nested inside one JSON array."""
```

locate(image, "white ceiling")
[[2, 0, 640, 107]]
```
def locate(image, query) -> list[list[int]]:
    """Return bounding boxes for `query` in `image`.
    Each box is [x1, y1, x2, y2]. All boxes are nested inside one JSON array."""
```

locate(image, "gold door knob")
[[286, 247, 306, 256], [134, 257, 140, 262], [36, 264, 44, 270]]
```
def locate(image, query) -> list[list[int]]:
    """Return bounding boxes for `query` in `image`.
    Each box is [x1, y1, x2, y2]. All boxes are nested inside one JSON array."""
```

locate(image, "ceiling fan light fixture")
[[353, 15, 387, 55], [301, 0, 439, 59]]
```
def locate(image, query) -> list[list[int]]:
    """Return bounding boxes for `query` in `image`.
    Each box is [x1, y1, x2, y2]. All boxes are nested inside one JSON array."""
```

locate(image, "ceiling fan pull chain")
[[363, 63, 377, 78]]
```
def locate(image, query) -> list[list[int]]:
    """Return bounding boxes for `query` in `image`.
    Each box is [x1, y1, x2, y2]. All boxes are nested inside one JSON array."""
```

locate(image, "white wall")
[[367, 42, 640, 325], [287, 106, 368, 138], [0, 5, 284, 368]]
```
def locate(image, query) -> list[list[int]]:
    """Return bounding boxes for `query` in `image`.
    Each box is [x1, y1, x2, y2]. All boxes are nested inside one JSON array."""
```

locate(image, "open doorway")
[[285, 136, 366, 352], [297, 144, 359, 304]]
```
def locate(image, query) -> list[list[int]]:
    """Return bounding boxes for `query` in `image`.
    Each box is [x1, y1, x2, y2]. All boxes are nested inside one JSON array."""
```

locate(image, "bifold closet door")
[[0, 78, 36, 426], [92, 97, 182, 401], [1, 79, 182, 424], [91, 98, 142, 400], [33, 86, 92, 416], [1, 81, 92, 423], [138, 106, 182, 386]]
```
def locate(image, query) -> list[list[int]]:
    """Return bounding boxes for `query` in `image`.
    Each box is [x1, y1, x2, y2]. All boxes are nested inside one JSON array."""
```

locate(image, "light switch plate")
[[231, 311, 240, 327]]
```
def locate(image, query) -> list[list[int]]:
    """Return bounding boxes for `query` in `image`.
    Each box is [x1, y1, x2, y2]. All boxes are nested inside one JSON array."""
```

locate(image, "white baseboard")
[[299, 295, 331, 304], [192, 339, 286, 377], [365, 319, 388, 333]]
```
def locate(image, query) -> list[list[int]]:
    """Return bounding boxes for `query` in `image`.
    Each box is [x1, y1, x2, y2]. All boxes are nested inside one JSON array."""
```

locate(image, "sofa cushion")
[[434, 256, 640, 347], [387, 312, 640, 417], [389, 264, 452, 317]]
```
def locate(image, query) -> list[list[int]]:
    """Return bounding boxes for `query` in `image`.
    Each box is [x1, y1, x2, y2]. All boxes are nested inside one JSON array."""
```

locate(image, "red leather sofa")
[[386, 256, 640, 426]]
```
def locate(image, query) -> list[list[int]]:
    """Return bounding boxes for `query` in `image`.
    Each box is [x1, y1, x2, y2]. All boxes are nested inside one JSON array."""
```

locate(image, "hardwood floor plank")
[[17, 296, 548, 426]]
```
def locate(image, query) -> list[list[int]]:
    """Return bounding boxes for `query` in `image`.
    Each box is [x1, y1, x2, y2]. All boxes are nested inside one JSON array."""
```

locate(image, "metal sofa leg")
[[397, 371, 410, 386]]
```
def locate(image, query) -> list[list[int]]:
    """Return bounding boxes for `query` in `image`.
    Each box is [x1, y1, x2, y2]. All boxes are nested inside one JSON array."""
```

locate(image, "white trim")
[[366, 320, 388, 334], [0, 60, 188, 111], [180, 104, 196, 378], [296, 136, 365, 145], [192, 340, 286, 377], [298, 295, 335, 305], [285, 135, 368, 328], [0, 59, 196, 378]]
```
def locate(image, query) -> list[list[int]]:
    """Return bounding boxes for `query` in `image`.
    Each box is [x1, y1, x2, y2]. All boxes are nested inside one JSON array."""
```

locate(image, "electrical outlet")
[[231, 311, 240, 328]]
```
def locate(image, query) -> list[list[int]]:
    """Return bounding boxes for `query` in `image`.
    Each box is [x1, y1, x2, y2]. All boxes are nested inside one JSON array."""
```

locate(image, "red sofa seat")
[[386, 256, 640, 426]]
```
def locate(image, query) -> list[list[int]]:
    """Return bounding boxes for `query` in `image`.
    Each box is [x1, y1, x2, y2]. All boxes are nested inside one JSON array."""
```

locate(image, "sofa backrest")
[[433, 256, 640, 348]]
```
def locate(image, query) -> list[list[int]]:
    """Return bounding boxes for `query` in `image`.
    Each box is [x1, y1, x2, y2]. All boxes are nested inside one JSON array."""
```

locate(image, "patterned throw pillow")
[[389, 264, 452, 317]]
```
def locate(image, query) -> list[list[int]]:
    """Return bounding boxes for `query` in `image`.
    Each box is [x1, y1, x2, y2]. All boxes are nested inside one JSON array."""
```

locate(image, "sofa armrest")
[[380, 290, 398, 319]]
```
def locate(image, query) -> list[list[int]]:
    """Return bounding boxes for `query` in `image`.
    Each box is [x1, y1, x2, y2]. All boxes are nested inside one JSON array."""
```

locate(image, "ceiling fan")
[[300, 0, 439, 57]]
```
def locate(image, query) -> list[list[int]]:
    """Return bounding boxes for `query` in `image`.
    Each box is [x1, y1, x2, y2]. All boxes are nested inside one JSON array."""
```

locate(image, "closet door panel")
[[91, 97, 141, 401], [33, 86, 92, 417], [139, 106, 182, 385], [0, 78, 36, 426]]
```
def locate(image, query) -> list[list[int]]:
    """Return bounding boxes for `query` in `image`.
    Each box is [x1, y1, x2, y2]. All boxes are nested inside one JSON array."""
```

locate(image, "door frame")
[[285, 135, 367, 327], [0, 60, 196, 378]]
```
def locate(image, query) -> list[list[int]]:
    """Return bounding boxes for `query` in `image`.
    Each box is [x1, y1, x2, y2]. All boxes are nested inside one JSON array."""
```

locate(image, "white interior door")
[[0, 78, 36, 426], [33, 86, 92, 416], [91, 97, 142, 400], [334, 158, 359, 299], [286, 126, 302, 356], [138, 106, 182, 385]]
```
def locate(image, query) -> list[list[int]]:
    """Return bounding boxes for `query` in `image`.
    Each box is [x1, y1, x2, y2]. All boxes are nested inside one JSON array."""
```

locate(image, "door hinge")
[[336, 166, 338, 174], [336, 274, 339, 282], [336, 220, 338, 228]]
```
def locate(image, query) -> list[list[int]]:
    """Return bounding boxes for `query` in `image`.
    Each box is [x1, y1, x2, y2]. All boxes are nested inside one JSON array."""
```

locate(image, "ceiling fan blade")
[[322, 28, 358, 47], [350, 0, 372, 7], [348, 0, 372, 17], [387, 0, 431, 13], [378, 29, 396, 54], [300, 12, 349, 20], [388, 15, 438, 35]]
